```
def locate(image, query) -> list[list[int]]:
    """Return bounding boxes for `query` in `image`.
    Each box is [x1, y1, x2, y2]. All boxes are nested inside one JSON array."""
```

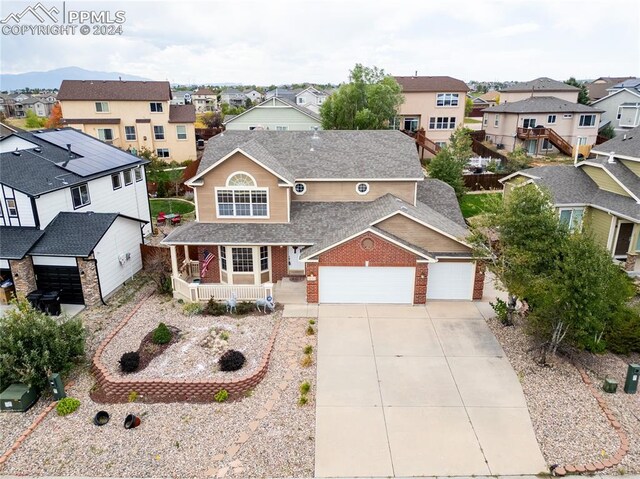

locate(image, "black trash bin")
[[41, 291, 61, 316], [26, 290, 44, 311]]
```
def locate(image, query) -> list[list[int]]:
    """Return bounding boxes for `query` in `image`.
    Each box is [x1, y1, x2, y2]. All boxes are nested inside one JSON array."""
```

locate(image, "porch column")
[[169, 245, 179, 278], [184, 245, 190, 261]]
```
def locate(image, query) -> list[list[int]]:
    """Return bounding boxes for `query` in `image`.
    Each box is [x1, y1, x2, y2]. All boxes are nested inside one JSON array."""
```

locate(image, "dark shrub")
[[152, 322, 172, 344], [204, 298, 227, 316], [119, 351, 140, 373], [606, 306, 640, 354], [218, 350, 246, 371], [235, 301, 253, 315]]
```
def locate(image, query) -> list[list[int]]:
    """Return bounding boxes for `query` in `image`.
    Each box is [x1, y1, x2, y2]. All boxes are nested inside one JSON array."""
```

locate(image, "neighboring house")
[[223, 97, 322, 131], [591, 79, 640, 135], [57, 80, 197, 162], [265, 88, 298, 102], [498, 77, 579, 103], [482, 97, 603, 156], [0, 128, 151, 306], [587, 76, 635, 102], [500, 125, 640, 270], [21, 96, 55, 117], [219, 88, 247, 107], [0, 94, 16, 117], [244, 90, 264, 104], [161, 130, 485, 304], [393, 75, 470, 151], [0, 122, 17, 138], [170, 91, 193, 106], [294, 86, 329, 114], [192, 88, 217, 112]]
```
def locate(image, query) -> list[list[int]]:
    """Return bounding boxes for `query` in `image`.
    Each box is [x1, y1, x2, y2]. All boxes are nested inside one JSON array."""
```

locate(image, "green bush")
[[605, 306, 640, 354], [25, 110, 46, 129], [235, 301, 253, 315], [152, 322, 172, 344], [490, 298, 509, 325], [297, 395, 308, 406], [204, 298, 227, 316], [299, 381, 311, 395], [182, 302, 203, 317], [303, 345, 313, 355], [0, 299, 85, 392], [214, 389, 229, 402], [56, 397, 81, 416]]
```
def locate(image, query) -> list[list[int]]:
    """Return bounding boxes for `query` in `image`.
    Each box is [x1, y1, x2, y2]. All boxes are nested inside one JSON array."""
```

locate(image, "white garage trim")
[[31, 256, 78, 267], [426, 262, 475, 300], [319, 266, 415, 304], [0, 259, 9, 269]]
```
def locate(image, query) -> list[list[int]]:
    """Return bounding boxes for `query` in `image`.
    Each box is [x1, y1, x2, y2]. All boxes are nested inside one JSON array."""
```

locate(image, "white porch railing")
[[172, 277, 274, 302], [185, 260, 200, 278]]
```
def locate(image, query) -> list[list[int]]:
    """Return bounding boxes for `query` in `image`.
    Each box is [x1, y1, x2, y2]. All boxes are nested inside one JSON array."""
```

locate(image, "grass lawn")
[[150, 198, 195, 217], [464, 117, 482, 124], [459, 193, 498, 218]]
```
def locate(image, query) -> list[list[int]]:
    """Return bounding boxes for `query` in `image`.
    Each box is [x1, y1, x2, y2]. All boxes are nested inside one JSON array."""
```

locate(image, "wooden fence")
[[463, 173, 509, 191], [195, 127, 224, 141]]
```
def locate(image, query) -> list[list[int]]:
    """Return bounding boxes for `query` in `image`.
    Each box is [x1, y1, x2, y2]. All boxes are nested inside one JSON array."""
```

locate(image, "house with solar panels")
[[0, 128, 151, 306]]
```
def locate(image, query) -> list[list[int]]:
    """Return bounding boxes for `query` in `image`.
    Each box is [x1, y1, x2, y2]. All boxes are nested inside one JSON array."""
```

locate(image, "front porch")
[[171, 275, 274, 302]]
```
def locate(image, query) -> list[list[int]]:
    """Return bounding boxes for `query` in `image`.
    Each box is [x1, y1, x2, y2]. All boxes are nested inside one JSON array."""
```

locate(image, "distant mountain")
[[0, 66, 150, 91]]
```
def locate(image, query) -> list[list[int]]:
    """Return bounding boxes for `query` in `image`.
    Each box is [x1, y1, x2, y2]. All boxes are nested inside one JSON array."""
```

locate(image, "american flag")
[[201, 249, 215, 276]]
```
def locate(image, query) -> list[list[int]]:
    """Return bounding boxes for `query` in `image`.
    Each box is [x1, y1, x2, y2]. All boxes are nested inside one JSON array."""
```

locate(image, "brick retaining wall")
[[91, 292, 280, 403]]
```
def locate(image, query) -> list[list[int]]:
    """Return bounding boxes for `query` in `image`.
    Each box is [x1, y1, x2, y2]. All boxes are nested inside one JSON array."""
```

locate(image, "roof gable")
[[500, 77, 579, 93], [223, 96, 320, 125]]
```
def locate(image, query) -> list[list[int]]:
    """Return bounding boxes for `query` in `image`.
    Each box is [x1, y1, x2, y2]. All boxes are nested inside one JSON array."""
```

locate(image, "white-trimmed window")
[[542, 138, 553, 150], [559, 208, 584, 232], [154, 125, 165, 140], [123, 169, 133, 186], [428, 117, 456, 130], [617, 107, 622, 120], [523, 118, 537, 129], [97, 128, 114, 141], [275, 126, 288, 131], [547, 114, 557, 124], [232, 247, 253, 272], [156, 148, 170, 158], [483, 114, 488, 126], [494, 114, 499, 127], [71, 184, 90, 209], [6, 199, 17, 217], [111, 173, 122, 190], [134, 166, 143, 182], [435, 141, 447, 148], [125, 125, 136, 141], [216, 172, 268, 218], [95, 101, 109, 113], [176, 125, 187, 140], [563, 113, 573, 119], [294, 182, 306, 195], [403, 117, 419, 131], [297, 97, 304, 104], [577, 137, 587, 146], [579, 114, 596, 127], [436, 93, 459, 106], [356, 182, 369, 195], [220, 246, 227, 271], [260, 246, 269, 271], [150, 102, 163, 113]]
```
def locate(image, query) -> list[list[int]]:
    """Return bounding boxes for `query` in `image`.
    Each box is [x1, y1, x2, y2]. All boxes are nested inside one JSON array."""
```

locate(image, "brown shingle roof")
[[394, 76, 469, 93], [58, 80, 171, 101], [587, 77, 635, 101], [168, 104, 196, 123]]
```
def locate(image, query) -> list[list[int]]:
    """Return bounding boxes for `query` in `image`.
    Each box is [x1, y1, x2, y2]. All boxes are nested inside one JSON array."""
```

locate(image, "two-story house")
[[500, 125, 640, 271], [219, 88, 247, 107], [243, 90, 264, 104], [223, 97, 322, 131], [482, 97, 603, 156], [58, 80, 197, 162], [21, 96, 56, 118], [393, 75, 470, 153], [587, 76, 635, 102], [591, 78, 640, 136], [162, 130, 486, 304], [498, 77, 580, 103], [192, 88, 218, 112], [0, 128, 151, 306], [294, 87, 329, 114]]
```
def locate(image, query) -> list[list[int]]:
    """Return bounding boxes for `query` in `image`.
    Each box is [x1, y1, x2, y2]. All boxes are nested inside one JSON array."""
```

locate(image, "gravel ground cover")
[[0, 277, 316, 478], [486, 314, 640, 473], [101, 296, 277, 380]]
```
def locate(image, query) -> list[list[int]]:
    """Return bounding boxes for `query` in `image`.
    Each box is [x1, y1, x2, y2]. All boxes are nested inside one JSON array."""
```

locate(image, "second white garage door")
[[318, 266, 415, 304], [426, 262, 475, 300]]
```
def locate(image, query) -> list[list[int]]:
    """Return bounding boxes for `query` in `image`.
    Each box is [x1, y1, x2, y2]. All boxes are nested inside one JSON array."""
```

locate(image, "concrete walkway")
[[315, 302, 547, 478]]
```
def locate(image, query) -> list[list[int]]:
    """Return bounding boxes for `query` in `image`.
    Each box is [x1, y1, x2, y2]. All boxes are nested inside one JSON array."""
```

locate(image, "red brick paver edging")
[[553, 365, 629, 476], [91, 293, 281, 403]]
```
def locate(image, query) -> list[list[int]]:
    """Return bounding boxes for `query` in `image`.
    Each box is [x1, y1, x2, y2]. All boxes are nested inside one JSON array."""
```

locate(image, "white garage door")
[[319, 266, 415, 304], [426, 262, 475, 300]]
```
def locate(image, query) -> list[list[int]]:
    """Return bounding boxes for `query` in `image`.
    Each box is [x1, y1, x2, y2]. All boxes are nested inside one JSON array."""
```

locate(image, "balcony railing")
[[172, 276, 274, 303]]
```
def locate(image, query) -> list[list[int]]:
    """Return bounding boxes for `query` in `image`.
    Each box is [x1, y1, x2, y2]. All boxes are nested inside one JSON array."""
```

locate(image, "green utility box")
[[624, 363, 639, 394], [48, 373, 66, 400], [603, 378, 618, 394], [0, 384, 38, 412]]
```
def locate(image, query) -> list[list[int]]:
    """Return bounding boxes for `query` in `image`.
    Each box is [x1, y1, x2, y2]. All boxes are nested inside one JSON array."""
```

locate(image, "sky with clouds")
[[1, 0, 638, 86]]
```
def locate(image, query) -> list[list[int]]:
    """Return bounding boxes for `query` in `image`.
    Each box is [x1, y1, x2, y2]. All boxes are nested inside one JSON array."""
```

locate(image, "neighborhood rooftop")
[[57, 80, 172, 101], [0, 226, 45, 259], [394, 75, 469, 92], [500, 77, 579, 92], [484, 96, 603, 114], [592, 124, 640, 158], [196, 130, 424, 181]]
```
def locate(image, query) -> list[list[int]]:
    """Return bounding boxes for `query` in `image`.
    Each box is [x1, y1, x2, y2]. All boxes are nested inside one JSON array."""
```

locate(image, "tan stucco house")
[[58, 80, 197, 162], [393, 75, 469, 152], [192, 87, 218, 113], [499, 77, 580, 104], [162, 130, 486, 304], [500, 125, 640, 270]]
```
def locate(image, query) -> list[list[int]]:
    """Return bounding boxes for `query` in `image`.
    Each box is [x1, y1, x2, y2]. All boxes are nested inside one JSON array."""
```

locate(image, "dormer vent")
[[66, 143, 73, 158], [607, 152, 616, 164]]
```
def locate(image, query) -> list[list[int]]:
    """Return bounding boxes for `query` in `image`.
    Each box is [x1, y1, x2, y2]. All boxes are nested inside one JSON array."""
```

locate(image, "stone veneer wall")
[[91, 293, 280, 403], [9, 258, 36, 296], [78, 256, 101, 306]]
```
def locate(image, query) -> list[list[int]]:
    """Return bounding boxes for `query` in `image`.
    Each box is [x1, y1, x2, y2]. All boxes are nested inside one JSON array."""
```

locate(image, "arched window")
[[227, 172, 256, 187], [217, 172, 268, 218]]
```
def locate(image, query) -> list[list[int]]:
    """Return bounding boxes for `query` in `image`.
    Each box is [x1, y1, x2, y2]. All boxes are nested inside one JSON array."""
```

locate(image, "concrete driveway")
[[315, 302, 546, 477]]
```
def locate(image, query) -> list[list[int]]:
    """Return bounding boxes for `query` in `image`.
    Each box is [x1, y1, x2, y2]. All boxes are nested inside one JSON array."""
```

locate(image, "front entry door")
[[614, 222, 634, 257], [288, 246, 304, 273]]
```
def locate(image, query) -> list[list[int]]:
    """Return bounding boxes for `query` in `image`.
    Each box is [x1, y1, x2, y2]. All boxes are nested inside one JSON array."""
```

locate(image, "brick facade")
[[78, 256, 101, 306], [305, 262, 319, 303], [414, 262, 428, 304], [197, 245, 220, 283], [9, 258, 36, 297], [271, 246, 288, 282], [318, 232, 417, 267], [473, 261, 486, 300]]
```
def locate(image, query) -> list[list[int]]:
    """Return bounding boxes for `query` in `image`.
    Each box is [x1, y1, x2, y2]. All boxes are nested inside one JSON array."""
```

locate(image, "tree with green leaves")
[[448, 127, 474, 163], [428, 147, 466, 199], [320, 64, 403, 130], [465, 97, 474, 117], [25, 110, 46, 129], [599, 124, 615, 140], [564, 77, 590, 104]]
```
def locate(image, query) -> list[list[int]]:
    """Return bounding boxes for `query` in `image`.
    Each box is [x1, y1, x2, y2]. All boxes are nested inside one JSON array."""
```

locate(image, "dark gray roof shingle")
[[0, 227, 45, 259], [592, 125, 640, 159], [500, 77, 579, 93], [58, 80, 171, 101], [394, 76, 469, 93], [417, 178, 467, 227], [483, 96, 603, 114]]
